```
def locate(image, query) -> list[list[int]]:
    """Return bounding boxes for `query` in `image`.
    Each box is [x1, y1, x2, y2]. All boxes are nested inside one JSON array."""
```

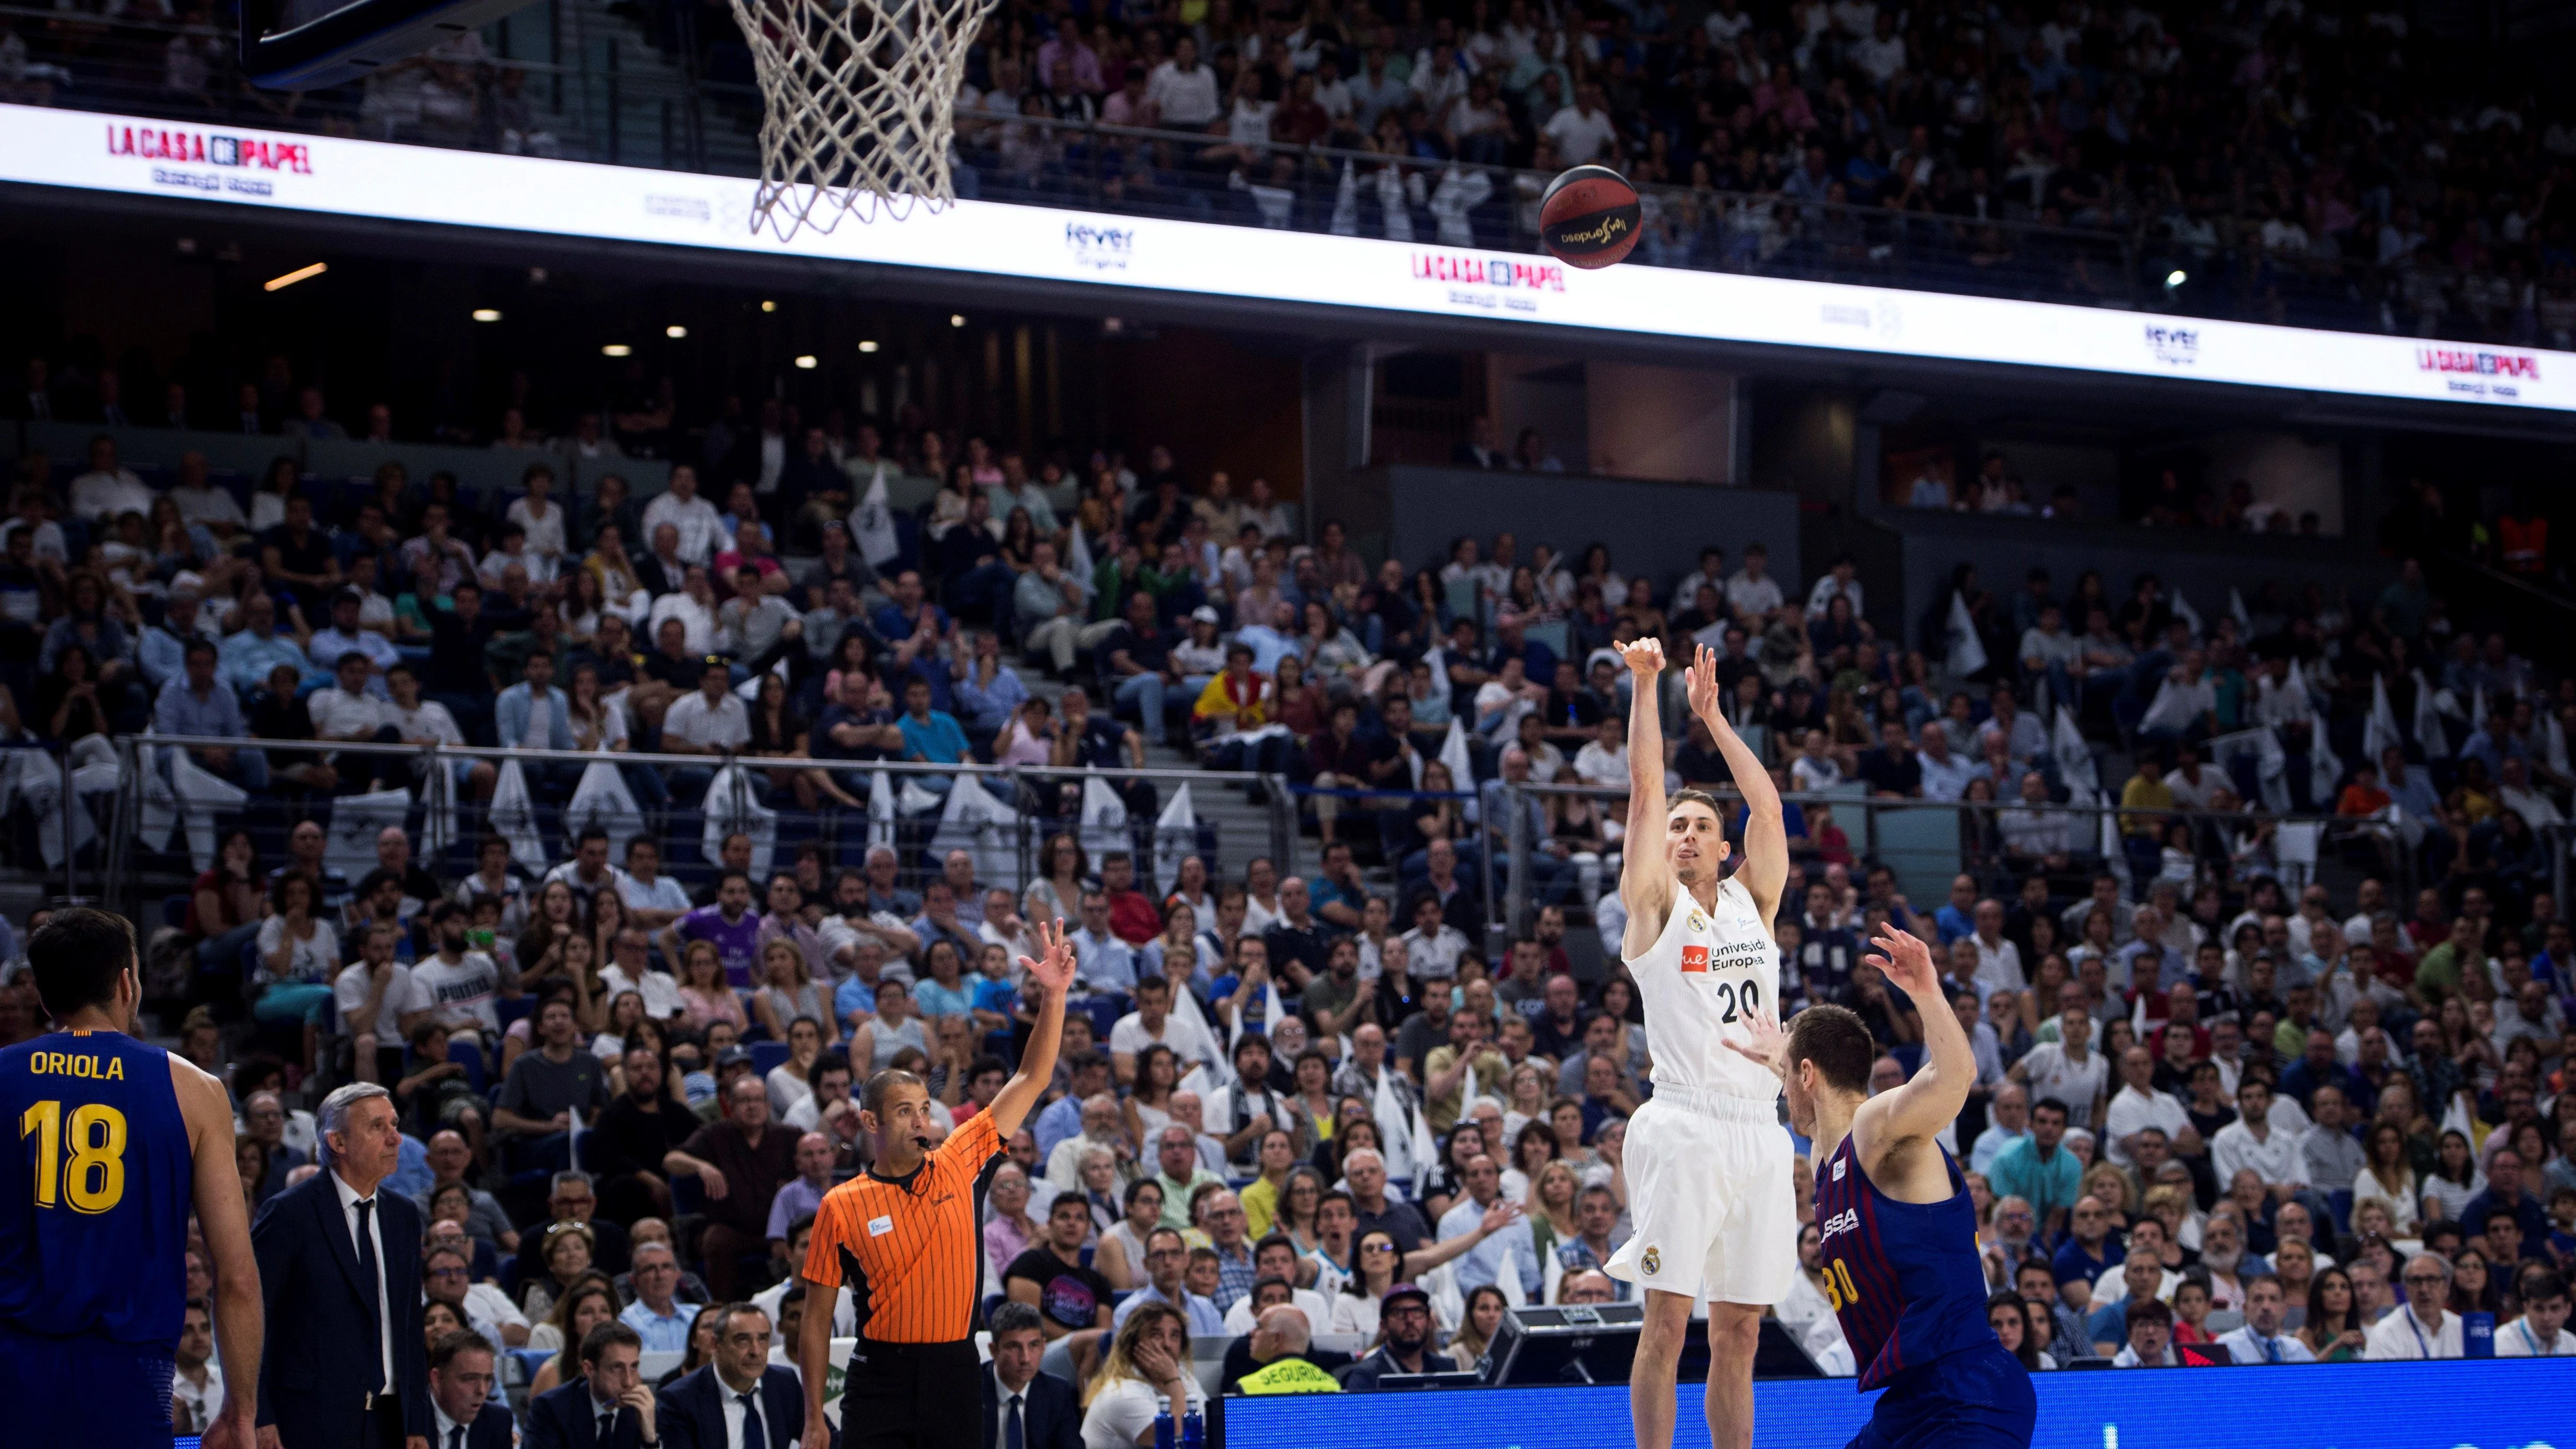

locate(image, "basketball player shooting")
[[1726, 931, 2038, 1449], [1607, 638, 1791, 1449]]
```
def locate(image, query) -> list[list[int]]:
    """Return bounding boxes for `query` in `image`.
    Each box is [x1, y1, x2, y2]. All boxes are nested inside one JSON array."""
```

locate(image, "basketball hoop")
[[730, 0, 996, 238]]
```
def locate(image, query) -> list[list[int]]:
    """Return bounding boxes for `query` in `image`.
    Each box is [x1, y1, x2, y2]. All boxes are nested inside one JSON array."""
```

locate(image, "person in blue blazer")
[[251, 1083, 433, 1449], [656, 1302, 807, 1449]]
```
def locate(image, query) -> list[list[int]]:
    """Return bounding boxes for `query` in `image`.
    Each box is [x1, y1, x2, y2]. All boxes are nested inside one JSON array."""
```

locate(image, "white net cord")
[[730, 0, 997, 238]]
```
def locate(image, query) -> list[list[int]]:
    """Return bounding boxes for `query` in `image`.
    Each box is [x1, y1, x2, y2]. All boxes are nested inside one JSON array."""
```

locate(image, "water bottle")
[[1153, 1407, 1176, 1449], [1182, 1406, 1205, 1449]]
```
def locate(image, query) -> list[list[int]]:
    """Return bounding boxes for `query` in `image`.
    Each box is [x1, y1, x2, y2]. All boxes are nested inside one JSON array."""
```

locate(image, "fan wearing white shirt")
[[2363, 1254, 2464, 1359], [2493, 1272, 2572, 1356], [641, 465, 724, 565], [2099, 1045, 2195, 1169], [2209, 1077, 2307, 1201]]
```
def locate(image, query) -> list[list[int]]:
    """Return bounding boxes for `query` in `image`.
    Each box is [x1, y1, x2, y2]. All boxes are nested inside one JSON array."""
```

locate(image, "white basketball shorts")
[[1604, 1083, 1797, 1307]]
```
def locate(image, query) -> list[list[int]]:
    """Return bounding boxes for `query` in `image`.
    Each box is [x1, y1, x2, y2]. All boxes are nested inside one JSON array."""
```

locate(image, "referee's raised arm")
[[797, 919, 1078, 1449]]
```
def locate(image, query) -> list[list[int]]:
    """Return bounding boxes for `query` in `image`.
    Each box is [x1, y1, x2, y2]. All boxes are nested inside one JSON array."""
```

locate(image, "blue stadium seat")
[[749, 1040, 791, 1078], [495, 996, 536, 1032], [447, 1038, 487, 1094], [163, 894, 191, 930], [1083, 995, 1129, 1042]]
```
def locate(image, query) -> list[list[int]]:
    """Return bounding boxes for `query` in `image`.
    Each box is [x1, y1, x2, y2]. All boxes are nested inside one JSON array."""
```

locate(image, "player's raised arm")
[[1618, 637, 1675, 958], [1853, 928, 1975, 1146], [1685, 642, 1786, 925]]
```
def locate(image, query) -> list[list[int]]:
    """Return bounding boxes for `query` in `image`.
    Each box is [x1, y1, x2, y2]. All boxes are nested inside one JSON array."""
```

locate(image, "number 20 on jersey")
[[21, 1100, 127, 1214]]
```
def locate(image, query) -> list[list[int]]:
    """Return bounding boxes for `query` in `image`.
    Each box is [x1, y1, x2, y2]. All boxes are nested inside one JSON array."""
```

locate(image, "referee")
[[797, 921, 1077, 1449]]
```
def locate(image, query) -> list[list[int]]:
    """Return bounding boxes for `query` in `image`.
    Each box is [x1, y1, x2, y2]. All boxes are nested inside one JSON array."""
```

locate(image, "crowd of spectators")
[[16, 0, 2576, 330], [1, 330, 2573, 1439]]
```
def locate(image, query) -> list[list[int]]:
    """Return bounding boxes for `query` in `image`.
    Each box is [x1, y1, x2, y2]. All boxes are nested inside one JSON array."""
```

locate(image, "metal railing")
[[1475, 780, 2513, 945], [82, 732, 1298, 926], [18, 2, 2557, 335]]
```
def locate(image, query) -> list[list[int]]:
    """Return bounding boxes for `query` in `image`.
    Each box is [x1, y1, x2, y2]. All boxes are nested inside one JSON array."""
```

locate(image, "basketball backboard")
[[239, 0, 543, 88]]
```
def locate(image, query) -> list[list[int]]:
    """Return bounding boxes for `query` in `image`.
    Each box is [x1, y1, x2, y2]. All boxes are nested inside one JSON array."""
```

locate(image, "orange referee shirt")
[[802, 1112, 1004, 1343]]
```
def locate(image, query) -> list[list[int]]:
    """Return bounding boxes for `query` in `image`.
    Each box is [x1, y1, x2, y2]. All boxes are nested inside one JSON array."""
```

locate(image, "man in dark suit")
[[252, 1082, 434, 1449], [428, 1330, 517, 1449], [526, 1322, 657, 1449], [981, 1304, 1083, 1449], [657, 1302, 806, 1449]]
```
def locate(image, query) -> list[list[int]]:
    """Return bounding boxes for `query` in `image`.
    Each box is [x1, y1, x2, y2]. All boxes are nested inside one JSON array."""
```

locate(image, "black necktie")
[[739, 1391, 767, 1449], [598, 1410, 617, 1446], [1004, 1393, 1024, 1449], [448, 1425, 466, 1449], [353, 1198, 385, 1393]]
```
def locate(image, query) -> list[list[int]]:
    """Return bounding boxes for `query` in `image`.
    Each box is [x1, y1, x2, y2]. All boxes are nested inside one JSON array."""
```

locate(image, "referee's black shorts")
[[841, 1337, 984, 1449]]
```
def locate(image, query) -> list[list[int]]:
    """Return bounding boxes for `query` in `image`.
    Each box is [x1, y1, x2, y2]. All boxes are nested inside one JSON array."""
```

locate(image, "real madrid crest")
[[1687, 911, 1707, 932], [1641, 1246, 1661, 1275]]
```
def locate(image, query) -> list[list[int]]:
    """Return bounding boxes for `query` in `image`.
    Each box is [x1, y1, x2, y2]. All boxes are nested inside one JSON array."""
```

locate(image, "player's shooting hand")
[[1685, 643, 1722, 720], [1617, 637, 1665, 678], [1865, 927, 1939, 998]]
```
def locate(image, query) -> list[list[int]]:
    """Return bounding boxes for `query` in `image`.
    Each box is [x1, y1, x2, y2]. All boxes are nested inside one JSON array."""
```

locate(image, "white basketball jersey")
[[1623, 876, 1781, 1098]]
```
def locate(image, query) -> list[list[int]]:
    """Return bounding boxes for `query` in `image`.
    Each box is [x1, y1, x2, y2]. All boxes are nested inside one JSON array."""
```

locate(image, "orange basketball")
[[1538, 164, 1643, 269]]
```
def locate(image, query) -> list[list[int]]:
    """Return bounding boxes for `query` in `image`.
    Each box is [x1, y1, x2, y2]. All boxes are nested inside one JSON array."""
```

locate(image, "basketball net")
[[729, 0, 997, 238]]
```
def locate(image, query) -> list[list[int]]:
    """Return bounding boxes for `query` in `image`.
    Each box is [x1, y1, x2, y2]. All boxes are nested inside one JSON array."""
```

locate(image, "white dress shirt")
[[719, 1372, 774, 1449], [2100, 1085, 2191, 1168], [2209, 1118, 2307, 1189], [2362, 1306, 2462, 1360], [332, 1169, 398, 1394], [2215, 1324, 2315, 1364], [992, 1375, 1036, 1449]]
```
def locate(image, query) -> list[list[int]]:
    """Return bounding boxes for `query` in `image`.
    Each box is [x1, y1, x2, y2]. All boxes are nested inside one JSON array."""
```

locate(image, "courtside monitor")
[[240, 0, 543, 88]]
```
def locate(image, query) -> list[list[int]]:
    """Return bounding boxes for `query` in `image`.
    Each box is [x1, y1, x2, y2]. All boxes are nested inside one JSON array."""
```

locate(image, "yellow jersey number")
[[20, 1100, 128, 1214], [1821, 1257, 1862, 1312]]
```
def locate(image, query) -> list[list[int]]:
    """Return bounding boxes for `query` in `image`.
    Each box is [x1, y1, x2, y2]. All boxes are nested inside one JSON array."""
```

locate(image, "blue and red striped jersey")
[[1813, 1132, 1995, 1390]]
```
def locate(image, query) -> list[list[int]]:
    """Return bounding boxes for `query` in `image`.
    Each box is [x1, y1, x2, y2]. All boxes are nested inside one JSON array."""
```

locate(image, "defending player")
[[0, 907, 263, 1449], [1728, 929, 2036, 1449], [1607, 638, 1792, 1449]]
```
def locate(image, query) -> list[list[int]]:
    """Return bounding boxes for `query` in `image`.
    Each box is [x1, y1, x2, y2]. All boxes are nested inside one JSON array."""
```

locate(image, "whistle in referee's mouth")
[[914, 1135, 934, 1152]]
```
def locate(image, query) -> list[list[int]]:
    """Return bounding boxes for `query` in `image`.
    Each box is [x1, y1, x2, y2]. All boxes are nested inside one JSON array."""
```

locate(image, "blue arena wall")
[[1221, 1360, 2571, 1449]]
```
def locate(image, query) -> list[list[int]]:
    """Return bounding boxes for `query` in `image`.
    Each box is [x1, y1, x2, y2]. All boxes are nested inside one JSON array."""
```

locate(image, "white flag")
[[849, 467, 900, 567], [1945, 592, 1988, 677], [1152, 785, 1198, 896], [566, 759, 647, 861], [867, 769, 898, 850], [2309, 727, 2343, 808], [1438, 718, 1474, 790], [140, 745, 248, 870], [2229, 586, 2252, 631], [2169, 586, 2202, 637], [24, 752, 98, 869], [1079, 772, 1130, 862], [929, 773, 1017, 888], [1370, 1067, 1418, 1178], [2052, 707, 2099, 804], [2364, 673, 2402, 766], [325, 786, 415, 882], [2413, 670, 2451, 760], [1067, 521, 1096, 587], [701, 764, 778, 880], [488, 760, 550, 876]]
